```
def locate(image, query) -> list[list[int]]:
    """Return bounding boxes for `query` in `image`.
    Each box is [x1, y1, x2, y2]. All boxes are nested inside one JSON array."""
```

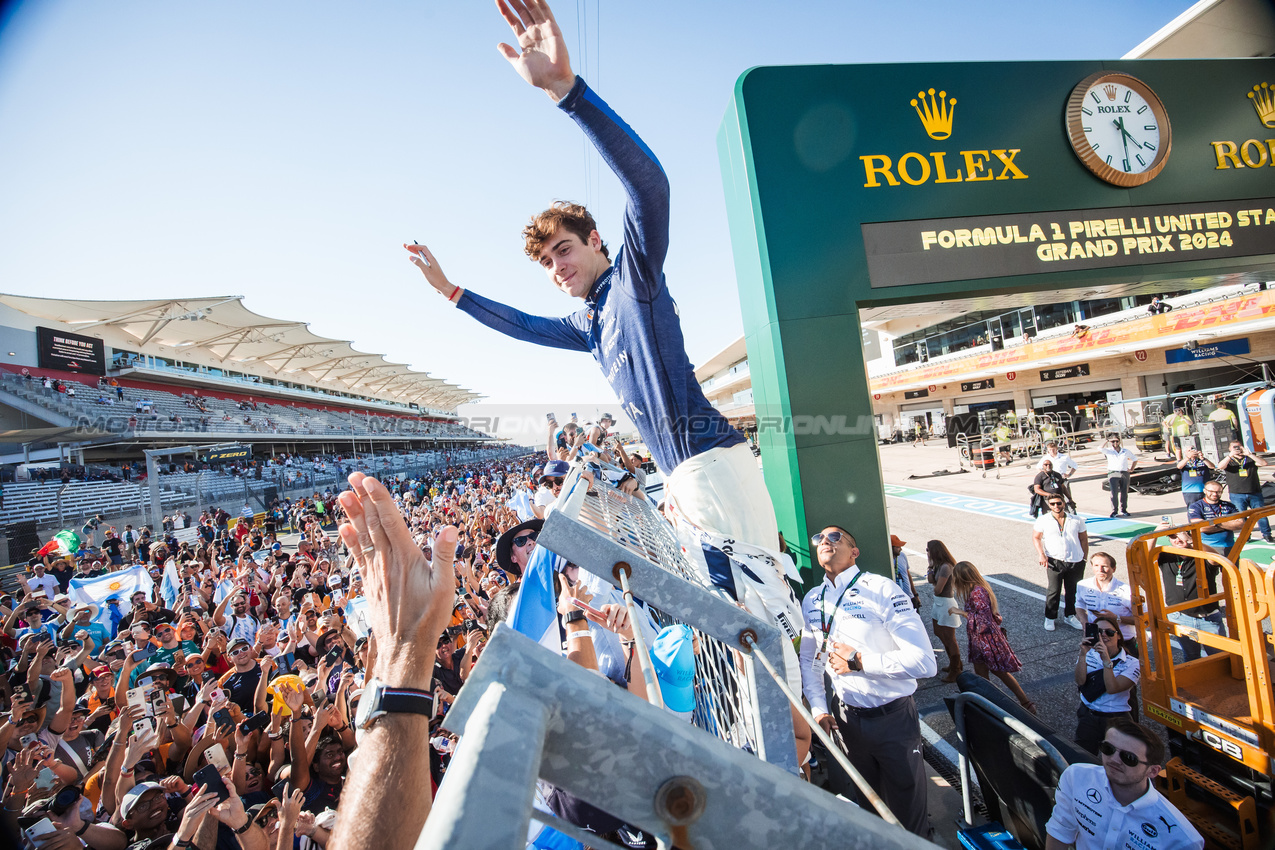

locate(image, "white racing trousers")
[[663, 443, 804, 694]]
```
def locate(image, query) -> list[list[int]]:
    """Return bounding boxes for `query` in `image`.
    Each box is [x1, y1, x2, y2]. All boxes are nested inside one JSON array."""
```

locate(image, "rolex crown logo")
[[911, 88, 956, 140], [1249, 82, 1275, 129], [1103, 84, 1118, 101]]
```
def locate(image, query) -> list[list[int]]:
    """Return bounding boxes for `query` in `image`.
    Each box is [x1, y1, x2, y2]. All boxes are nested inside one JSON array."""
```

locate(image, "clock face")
[[1065, 72, 1171, 187]]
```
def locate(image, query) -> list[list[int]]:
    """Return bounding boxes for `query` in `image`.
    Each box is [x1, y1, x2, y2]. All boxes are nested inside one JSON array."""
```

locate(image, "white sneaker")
[[1064, 615, 1084, 630], [1044, 618, 1056, 631]]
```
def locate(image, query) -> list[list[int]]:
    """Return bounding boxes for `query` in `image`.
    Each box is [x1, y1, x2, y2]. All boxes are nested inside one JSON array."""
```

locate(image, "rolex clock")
[[1065, 72, 1171, 187]]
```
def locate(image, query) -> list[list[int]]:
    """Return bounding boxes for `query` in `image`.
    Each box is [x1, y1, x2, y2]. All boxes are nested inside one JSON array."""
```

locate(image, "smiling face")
[[536, 227, 610, 299]]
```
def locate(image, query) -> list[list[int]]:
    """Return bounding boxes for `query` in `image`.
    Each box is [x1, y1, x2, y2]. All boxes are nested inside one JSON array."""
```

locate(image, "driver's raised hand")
[[495, 0, 576, 101]]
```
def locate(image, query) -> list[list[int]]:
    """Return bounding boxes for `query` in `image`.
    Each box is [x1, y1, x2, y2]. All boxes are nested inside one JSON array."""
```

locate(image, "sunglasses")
[[544, 477, 564, 486], [1048, 501, 1065, 507], [1093, 628, 1119, 638], [1099, 740, 1152, 766], [810, 531, 845, 546], [229, 646, 251, 657], [512, 532, 538, 548]]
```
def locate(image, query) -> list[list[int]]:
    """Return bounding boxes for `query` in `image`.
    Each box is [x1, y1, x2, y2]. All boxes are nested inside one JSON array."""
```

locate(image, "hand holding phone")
[[192, 764, 230, 803], [1083, 623, 1100, 646]]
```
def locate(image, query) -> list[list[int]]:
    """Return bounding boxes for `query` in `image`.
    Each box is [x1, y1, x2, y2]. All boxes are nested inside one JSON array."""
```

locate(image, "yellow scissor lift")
[[1126, 507, 1275, 850]]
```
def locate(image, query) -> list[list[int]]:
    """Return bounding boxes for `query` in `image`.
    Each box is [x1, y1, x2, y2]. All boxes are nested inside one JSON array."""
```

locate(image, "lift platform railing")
[[537, 467, 798, 772], [422, 626, 934, 850], [1125, 507, 1275, 777]]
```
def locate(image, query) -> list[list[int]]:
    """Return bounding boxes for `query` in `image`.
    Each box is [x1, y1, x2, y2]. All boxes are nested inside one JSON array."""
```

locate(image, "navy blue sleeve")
[[456, 290, 590, 353], [558, 77, 670, 301]]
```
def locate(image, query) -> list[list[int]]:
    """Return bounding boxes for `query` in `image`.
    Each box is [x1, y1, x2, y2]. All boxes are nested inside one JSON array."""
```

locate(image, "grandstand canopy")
[[0, 295, 480, 411]]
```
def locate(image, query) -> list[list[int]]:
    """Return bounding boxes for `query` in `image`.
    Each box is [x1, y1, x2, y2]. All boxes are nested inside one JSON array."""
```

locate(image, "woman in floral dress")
[[950, 560, 1036, 714]]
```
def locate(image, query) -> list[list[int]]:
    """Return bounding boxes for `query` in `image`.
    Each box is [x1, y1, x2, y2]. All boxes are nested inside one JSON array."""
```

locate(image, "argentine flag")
[[508, 489, 535, 523], [505, 544, 562, 653], [69, 566, 155, 631], [344, 595, 371, 638], [160, 559, 182, 610]]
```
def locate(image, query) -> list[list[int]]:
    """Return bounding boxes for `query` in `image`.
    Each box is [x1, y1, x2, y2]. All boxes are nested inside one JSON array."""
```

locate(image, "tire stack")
[[1133, 423, 1163, 452]]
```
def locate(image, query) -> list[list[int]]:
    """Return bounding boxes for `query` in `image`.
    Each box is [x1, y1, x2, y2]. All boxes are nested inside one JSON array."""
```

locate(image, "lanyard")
[[818, 570, 864, 651]]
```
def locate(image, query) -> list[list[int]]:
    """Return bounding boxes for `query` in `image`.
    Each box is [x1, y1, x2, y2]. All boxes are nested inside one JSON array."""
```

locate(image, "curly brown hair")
[[522, 201, 609, 262]]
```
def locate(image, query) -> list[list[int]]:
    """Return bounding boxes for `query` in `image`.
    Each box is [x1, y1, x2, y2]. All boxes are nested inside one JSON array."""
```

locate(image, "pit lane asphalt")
[[879, 439, 1272, 762]]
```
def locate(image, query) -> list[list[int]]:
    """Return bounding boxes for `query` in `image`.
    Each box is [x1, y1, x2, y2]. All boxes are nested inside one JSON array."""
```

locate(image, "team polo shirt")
[[1185, 498, 1238, 550], [1080, 649, 1140, 713], [1075, 578, 1135, 641], [1179, 459, 1210, 493], [1046, 763, 1203, 850]]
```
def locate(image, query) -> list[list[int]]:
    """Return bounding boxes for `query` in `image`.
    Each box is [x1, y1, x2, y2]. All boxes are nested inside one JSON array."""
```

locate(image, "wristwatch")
[[562, 610, 586, 625], [354, 679, 434, 731]]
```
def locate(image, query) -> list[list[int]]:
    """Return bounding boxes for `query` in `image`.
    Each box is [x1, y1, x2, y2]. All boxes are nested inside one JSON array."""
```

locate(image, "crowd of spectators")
[[0, 443, 585, 850]]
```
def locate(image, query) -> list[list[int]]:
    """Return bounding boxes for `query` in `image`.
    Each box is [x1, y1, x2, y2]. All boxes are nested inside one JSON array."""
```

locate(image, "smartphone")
[[1084, 623, 1100, 645], [208, 688, 226, 705], [24, 817, 57, 843], [131, 646, 155, 663], [171, 695, 186, 714], [240, 712, 270, 734], [12, 684, 32, 703], [1161, 515, 1171, 524], [546, 412, 556, 422], [127, 687, 148, 712], [20, 733, 38, 748], [212, 707, 235, 729], [148, 687, 167, 717], [132, 717, 154, 737], [277, 652, 296, 675], [193, 764, 230, 803], [569, 596, 608, 620], [323, 647, 343, 667], [205, 742, 230, 770]]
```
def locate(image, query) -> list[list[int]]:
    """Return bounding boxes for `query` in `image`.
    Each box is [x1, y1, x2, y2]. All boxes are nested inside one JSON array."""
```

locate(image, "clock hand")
[[1114, 117, 1145, 149], [1118, 119, 1130, 168]]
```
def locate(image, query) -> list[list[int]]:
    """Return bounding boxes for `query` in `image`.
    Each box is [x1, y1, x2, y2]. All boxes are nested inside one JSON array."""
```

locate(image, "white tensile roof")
[[0, 294, 480, 411]]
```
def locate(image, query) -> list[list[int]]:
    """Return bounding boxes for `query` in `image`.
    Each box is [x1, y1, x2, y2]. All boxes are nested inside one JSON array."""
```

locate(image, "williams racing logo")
[[861, 87, 1028, 188]]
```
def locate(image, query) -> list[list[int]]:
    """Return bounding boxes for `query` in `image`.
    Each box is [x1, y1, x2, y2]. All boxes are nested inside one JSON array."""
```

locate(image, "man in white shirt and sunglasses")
[[1046, 720, 1202, 849], [798, 525, 937, 836]]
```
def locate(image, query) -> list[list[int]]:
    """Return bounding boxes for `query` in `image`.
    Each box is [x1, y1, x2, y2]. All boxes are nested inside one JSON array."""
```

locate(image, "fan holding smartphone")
[[1073, 613, 1140, 754]]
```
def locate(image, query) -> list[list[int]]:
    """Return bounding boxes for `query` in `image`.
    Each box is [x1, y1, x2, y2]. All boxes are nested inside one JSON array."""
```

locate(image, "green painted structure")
[[717, 59, 1275, 580]]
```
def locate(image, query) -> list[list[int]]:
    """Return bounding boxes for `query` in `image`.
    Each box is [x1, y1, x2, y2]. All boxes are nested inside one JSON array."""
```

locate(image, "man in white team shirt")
[[1046, 720, 1202, 849], [799, 525, 937, 835]]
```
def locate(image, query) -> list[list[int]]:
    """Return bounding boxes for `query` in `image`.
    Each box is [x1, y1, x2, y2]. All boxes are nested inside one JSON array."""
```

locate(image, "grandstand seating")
[[0, 480, 192, 530], [0, 370, 488, 441]]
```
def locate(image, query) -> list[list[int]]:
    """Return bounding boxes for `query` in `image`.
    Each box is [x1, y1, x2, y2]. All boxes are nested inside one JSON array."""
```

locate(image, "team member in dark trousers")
[[1098, 435, 1138, 517], [1216, 439, 1273, 542], [799, 526, 938, 836], [1032, 496, 1088, 632]]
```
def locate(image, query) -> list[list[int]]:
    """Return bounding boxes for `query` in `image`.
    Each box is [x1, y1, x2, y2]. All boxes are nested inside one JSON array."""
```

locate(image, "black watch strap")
[[563, 610, 586, 624], [379, 687, 434, 717]]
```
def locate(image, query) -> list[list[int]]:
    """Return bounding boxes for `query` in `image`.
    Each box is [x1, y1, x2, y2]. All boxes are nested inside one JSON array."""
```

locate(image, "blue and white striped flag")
[[160, 559, 182, 610], [68, 566, 154, 631], [505, 544, 562, 653], [508, 489, 535, 523]]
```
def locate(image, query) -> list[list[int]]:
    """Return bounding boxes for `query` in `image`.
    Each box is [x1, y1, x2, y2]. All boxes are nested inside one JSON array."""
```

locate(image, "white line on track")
[[903, 547, 1047, 602]]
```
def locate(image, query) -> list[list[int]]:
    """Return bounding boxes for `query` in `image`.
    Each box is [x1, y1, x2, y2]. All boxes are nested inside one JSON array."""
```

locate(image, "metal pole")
[[145, 450, 162, 532], [742, 633, 901, 827], [616, 567, 664, 710]]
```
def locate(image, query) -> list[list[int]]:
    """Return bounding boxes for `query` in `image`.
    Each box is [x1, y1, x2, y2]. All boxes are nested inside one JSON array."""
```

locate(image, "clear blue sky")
[[0, 0, 1192, 444]]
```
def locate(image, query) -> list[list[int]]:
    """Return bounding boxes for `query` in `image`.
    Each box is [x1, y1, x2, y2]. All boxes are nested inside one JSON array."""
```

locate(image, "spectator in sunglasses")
[[1046, 720, 1203, 849], [531, 459, 571, 519], [1073, 614, 1139, 754], [494, 519, 543, 579]]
